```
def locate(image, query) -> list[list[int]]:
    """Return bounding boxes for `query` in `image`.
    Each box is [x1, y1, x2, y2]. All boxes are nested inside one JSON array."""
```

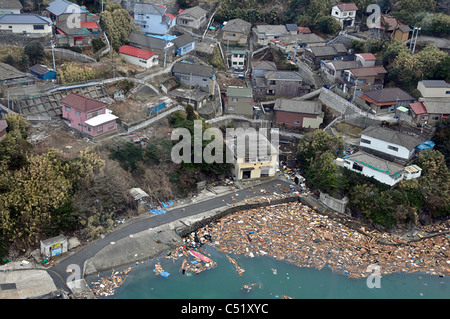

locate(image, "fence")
[[48, 48, 97, 63]]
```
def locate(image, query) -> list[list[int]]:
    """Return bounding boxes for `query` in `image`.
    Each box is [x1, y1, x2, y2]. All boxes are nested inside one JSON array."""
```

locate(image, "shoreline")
[[86, 195, 449, 298]]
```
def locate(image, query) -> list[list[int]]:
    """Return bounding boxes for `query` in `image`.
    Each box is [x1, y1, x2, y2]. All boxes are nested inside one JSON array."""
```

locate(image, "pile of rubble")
[[194, 201, 450, 279], [90, 268, 131, 297]]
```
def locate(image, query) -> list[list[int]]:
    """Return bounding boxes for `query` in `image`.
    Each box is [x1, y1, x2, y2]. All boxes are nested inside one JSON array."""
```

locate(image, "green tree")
[[24, 41, 45, 65], [315, 15, 341, 34], [99, 7, 135, 50]]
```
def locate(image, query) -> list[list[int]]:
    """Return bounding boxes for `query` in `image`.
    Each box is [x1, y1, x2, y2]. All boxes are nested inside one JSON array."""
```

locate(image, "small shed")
[[129, 188, 150, 201], [40, 235, 68, 258], [29, 64, 56, 80]]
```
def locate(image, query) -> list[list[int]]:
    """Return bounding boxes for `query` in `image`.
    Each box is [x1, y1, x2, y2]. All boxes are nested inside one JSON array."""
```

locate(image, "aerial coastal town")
[[0, 0, 449, 300]]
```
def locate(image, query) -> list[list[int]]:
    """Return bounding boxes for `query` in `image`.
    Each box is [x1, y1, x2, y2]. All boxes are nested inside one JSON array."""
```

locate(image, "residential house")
[[80, 21, 100, 36], [371, 14, 411, 42], [359, 87, 415, 114], [169, 88, 209, 111], [339, 151, 421, 186], [133, 2, 176, 36], [270, 33, 326, 55], [355, 53, 376, 67], [0, 0, 22, 14], [409, 80, 450, 125], [128, 31, 177, 63], [336, 65, 387, 96], [409, 100, 450, 125], [61, 92, 118, 137], [274, 99, 323, 128], [0, 62, 36, 96], [46, 0, 92, 23], [285, 24, 298, 35], [321, 59, 362, 85], [303, 43, 348, 69], [171, 33, 196, 56], [55, 20, 91, 46], [331, 2, 358, 28], [253, 24, 290, 46], [0, 14, 53, 35], [251, 60, 277, 79], [0, 119, 7, 141], [417, 80, 450, 98], [230, 50, 246, 70], [172, 61, 215, 92], [176, 6, 208, 31], [224, 87, 254, 117], [221, 18, 252, 45], [119, 45, 159, 69], [359, 125, 425, 161], [225, 129, 278, 180], [29, 64, 57, 80], [254, 70, 309, 99]]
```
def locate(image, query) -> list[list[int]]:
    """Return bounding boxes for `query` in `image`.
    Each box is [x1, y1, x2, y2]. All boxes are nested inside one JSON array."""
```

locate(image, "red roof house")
[[119, 45, 159, 69]]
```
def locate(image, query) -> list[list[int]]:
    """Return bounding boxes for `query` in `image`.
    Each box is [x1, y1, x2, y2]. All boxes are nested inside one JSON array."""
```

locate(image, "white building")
[[230, 49, 246, 70], [359, 126, 425, 161], [40, 235, 68, 258], [119, 45, 159, 69], [0, 14, 52, 35], [226, 129, 279, 180], [339, 151, 421, 186], [0, 0, 22, 15], [331, 2, 358, 28], [417, 80, 450, 98]]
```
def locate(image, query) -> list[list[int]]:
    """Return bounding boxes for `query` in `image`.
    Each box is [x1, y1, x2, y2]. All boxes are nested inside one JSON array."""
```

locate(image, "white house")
[[225, 129, 279, 180], [331, 2, 358, 28], [417, 80, 450, 98], [134, 2, 176, 36], [339, 151, 421, 186], [119, 45, 159, 69], [0, 0, 22, 15], [0, 14, 53, 35], [230, 49, 246, 70], [359, 126, 425, 161]]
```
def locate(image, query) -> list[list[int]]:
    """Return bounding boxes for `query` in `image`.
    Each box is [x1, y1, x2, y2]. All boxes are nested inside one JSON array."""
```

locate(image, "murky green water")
[[106, 245, 449, 299]]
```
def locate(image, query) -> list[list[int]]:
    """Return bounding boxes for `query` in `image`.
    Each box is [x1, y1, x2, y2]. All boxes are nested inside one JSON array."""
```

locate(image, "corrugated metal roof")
[[119, 45, 157, 60], [47, 0, 89, 16], [0, 14, 52, 25]]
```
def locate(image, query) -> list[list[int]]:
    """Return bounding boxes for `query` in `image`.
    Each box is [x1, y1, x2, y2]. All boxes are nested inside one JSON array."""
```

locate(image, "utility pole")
[[50, 39, 56, 71], [412, 27, 421, 55]]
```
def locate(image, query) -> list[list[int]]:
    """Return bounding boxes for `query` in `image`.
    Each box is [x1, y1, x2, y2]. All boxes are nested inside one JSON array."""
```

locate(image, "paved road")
[[50, 178, 294, 288]]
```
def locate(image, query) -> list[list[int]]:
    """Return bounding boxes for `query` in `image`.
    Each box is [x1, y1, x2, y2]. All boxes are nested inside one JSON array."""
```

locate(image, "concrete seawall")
[[83, 195, 302, 276]]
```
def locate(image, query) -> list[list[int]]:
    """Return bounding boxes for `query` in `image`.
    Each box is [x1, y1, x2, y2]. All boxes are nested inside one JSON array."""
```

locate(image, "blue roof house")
[[30, 65, 57, 80]]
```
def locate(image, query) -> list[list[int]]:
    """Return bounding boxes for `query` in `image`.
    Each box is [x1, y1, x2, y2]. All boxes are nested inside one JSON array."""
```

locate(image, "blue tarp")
[[416, 140, 435, 150]]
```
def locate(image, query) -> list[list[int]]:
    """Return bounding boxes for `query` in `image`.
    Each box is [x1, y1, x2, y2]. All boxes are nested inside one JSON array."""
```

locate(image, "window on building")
[[445, 91, 450, 94], [432, 116, 439, 120], [360, 138, 371, 144], [33, 25, 45, 30], [97, 126, 103, 133], [352, 163, 363, 172], [228, 106, 235, 111], [269, 80, 276, 85], [76, 111, 81, 117], [65, 106, 71, 113], [293, 120, 301, 124], [108, 123, 115, 130], [387, 145, 399, 151], [231, 97, 238, 102]]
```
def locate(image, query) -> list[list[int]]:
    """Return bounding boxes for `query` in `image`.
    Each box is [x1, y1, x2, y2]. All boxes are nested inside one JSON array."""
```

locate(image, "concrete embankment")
[[83, 195, 301, 276]]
